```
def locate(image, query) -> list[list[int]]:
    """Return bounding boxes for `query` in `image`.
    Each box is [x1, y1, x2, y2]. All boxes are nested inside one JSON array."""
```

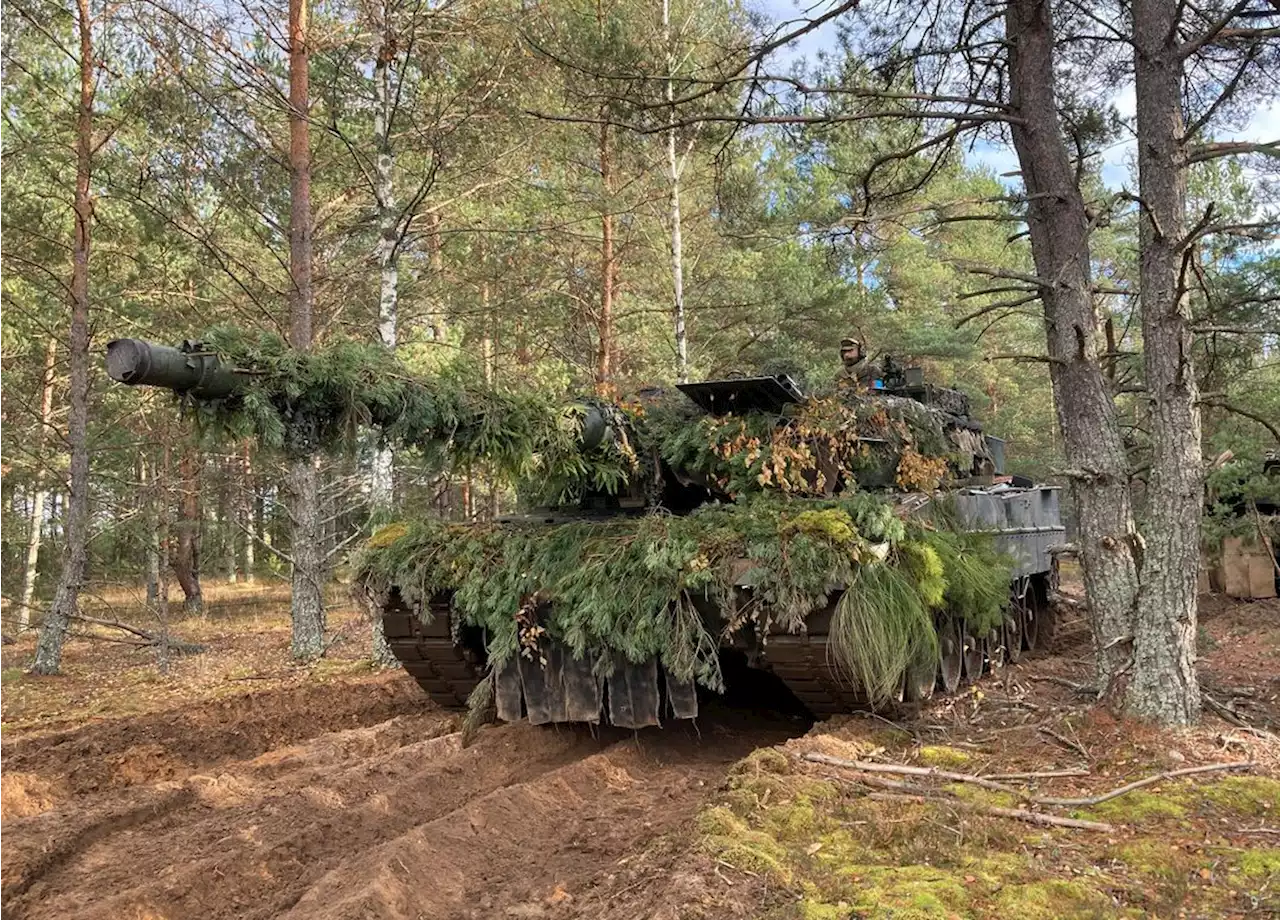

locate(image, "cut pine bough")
[[800, 752, 1256, 832]]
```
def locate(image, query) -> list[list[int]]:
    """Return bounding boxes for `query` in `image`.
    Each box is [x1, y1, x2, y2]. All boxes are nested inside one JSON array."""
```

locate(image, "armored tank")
[[106, 335, 1064, 728]]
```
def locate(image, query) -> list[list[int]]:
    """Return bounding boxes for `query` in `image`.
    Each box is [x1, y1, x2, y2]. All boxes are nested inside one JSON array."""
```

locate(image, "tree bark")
[[1005, 0, 1140, 693], [663, 0, 688, 382], [287, 0, 325, 661], [597, 119, 616, 395], [240, 445, 255, 584], [172, 448, 203, 613], [370, 12, 397, 511], [18, 337, 58, 630], [142, 453, 161, 604], [32, 0, 93, 675], [1128, 0, 1201, 725]]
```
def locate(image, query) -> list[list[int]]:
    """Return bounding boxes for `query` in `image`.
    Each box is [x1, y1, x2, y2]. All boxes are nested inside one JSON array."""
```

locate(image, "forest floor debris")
[[1, 589, 1278, 919]]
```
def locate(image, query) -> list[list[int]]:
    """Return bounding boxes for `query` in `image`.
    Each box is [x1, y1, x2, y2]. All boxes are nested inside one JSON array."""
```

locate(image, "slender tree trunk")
[[1005, 0, 1140, 693], [370, 17, 397, 510], [18, 337, 58, 630], [287, 0, 325, 661], [597, 120, 616, 394], [32, 0, 93, 674], [663, 0, 688, 382], [241, 445, 256, 584], [1128, 0, 1201, 725], [172, 449, 203, 613], [426, 212, 447, 342], [142, 453, 161, 604]]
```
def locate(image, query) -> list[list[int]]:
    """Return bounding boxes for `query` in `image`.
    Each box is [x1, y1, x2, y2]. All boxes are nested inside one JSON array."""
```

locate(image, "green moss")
[[943, 782, 1019, 809], [1109, 840, 1188, 882], [845, 865, 972, 919], [993, 879, 1115, 918], [697, 806, 793, 884], [1237, 848, 1280, 879], [1197, 776, 1280, 816], [919, 745, 973, 769], [1, 668, 25, 686], [730, 747, 792, 777], [1081, 790, 1187, 823], [798, 898, 849, 920]]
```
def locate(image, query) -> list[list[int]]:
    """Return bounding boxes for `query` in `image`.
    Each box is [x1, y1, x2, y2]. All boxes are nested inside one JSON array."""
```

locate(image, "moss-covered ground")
[[694, 727, 1279, 919]]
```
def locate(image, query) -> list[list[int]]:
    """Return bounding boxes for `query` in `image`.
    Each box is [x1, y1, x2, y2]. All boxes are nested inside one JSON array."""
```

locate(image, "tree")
[[286, 0, 326, 662], [31, 0, 95, 675]]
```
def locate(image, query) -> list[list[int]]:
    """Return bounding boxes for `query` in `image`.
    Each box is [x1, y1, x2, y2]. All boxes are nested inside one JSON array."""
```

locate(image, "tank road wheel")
[[1005, 579, 1027, 665], [903, 655, 937, 703], [938, 619, 963, 694], [961, 627, 985, 684], [1023, 588, 1041, 652]]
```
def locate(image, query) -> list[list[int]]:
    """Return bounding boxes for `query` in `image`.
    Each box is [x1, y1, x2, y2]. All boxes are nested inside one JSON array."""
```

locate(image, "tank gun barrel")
[[105, 338, 249, 400]]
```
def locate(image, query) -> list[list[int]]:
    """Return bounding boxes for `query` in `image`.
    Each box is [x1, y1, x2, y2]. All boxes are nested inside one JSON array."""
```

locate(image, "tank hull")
[[379, 486, 1065, 727]]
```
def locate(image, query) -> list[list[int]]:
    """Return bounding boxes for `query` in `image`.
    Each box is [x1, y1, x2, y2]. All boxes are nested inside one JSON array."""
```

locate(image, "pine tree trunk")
[[289, 457, 325, 659], [32, 0, 93, 674], [18, 338, 58, 630], [1005, 0, 1140, 693], [172, 449, 203, 613], [663, 0, 688, 382], [144, 454, 161, 604], [287, 0, 324, 661], [597, 120, 616, 395], [241, 446, 256, 585], [1128, 0, 1201, 725]]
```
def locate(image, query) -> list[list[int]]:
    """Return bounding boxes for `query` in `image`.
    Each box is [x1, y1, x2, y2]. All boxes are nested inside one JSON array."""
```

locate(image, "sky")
[[754, 0, 1280, 191]]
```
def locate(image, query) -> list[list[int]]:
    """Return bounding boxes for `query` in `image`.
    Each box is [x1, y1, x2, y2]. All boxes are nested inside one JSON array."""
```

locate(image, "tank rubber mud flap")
[[492, 650, 698, 728], [380, 591, 482, 710]]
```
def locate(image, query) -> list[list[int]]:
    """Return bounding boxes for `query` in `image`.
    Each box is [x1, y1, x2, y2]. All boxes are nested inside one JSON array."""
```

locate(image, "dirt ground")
[[2, 585, 1278, 920]]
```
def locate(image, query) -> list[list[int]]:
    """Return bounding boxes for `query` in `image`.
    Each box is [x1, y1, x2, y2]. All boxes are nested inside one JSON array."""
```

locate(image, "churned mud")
[[1, 667, 803, 920], [2, 594, 1276, 920]]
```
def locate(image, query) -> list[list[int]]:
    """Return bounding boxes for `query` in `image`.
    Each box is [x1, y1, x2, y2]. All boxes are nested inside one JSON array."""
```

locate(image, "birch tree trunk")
[[18, 337, 58, 630], [1128, 0, 1201, 724], [287, 0, 326, 661], [663, 0, 688, 382], [1004, 0, 1140, 693], [370, 18, 397, 510], [32, 0, 94, 674]]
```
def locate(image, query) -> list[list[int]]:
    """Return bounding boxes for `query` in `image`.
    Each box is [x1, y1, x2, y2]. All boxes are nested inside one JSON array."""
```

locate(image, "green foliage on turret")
[[355, 494, 1013, 705], [175, 329, 978, 506]]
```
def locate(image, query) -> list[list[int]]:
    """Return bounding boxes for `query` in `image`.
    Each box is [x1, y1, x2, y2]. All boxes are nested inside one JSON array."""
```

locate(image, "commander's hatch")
[[676, 375, 805, 416]]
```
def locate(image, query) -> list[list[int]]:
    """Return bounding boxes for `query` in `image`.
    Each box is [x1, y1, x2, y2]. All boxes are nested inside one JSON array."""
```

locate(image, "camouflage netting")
[[355, 495, 1013, 706]]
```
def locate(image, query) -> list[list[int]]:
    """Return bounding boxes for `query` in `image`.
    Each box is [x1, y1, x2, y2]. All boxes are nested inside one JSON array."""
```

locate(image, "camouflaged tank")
[[362, 358, 1064, 728], [106, 336, 1064, 728]]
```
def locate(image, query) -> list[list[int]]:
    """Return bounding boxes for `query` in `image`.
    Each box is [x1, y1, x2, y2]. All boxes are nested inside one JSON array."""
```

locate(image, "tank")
[[106, 336, 1065, 728]]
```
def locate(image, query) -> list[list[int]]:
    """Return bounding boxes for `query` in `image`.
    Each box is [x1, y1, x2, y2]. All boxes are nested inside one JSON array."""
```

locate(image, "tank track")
[[380, 591, 483, 709], [763, 575, 1054, 715], [381, 575, 1054, 723]]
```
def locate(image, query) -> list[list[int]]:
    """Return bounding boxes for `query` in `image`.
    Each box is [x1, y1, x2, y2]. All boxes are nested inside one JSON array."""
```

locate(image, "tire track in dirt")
[[4, 716, 617, 919], [3, 703, 804, 920], [1, 673, 429, 810]]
